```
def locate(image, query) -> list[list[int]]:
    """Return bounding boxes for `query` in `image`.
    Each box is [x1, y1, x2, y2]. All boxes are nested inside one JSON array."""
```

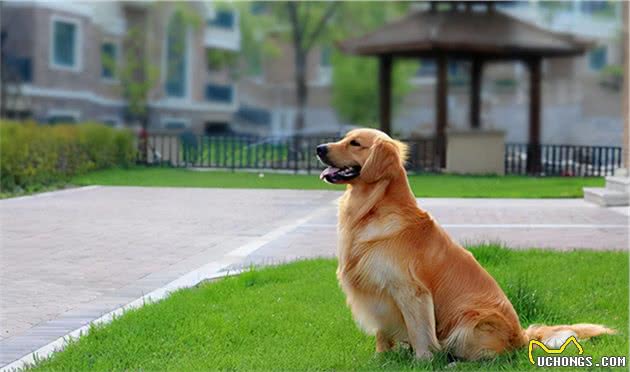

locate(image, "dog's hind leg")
[[390, 285, 441, 359], [445, 315, 517, 360]]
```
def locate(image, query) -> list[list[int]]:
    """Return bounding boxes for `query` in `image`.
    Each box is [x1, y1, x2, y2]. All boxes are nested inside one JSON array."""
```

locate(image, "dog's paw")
[[414, 350, 433, 360]]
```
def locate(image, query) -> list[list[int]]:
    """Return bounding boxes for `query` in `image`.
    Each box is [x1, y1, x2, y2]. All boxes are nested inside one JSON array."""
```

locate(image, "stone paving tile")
[[0, 186, 339, 364]]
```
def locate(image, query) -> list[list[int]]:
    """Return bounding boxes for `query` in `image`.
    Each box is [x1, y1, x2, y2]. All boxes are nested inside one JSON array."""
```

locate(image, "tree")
[[104, 3, 200, 162], [330, 2, 417, 127], [331, 54, 416, 127], [237, 1, 416, 131], [237, 2, 339, 134], [113, 3, 201, 130], [286, 2, 339, 132], [116, 25, 159, 129]]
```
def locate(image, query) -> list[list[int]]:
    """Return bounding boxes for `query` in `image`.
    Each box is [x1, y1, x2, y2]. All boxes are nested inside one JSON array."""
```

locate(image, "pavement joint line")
[[444, 223, 628, 228], [226, 204, 334, 258], [0, 203, 335, 372]]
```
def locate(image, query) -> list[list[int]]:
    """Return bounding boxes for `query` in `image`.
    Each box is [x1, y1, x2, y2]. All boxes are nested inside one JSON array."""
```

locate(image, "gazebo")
[[339, 2, 591, 171]]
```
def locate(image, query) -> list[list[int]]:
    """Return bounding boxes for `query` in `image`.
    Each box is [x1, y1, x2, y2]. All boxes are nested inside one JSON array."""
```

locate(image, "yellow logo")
[[528, 336, 584, 365]]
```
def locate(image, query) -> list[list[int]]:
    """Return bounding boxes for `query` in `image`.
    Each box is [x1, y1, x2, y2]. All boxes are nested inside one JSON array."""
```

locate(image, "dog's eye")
[[349, 140, 361, 147]]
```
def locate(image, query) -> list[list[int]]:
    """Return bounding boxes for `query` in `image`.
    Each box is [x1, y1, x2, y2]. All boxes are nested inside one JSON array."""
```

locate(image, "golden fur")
[[320, 128, 614, 360]]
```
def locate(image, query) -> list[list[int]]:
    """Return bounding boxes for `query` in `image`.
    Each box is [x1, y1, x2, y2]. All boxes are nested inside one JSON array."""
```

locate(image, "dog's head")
[[316, 128, 408, 184]]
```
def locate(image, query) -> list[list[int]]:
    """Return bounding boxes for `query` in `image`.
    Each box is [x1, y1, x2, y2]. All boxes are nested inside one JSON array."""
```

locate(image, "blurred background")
[[0, 0, 628, 184], [1, 1, 625, 142]]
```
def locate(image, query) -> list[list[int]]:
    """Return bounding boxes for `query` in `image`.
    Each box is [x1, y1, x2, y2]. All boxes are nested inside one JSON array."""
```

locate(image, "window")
[[48, 115, 77, 125], [589, 47, 607, 70], [250, 3, 266, 15], [165, 12, 187, 98], [207, 10, 234, 30], [100, 117, 120, 127], [205, 84, 233, 103], [163, 120, 188, 130], [51, 17, 80, 70], [47, 110, 80, 124], [320, 45, 332, 67], [247, 50, 263, 77], [580, 1, 610, 14], [101, 42, 117, 79]]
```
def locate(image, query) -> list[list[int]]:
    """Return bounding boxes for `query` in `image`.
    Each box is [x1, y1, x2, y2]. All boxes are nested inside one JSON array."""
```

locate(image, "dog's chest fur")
[[336, 207, 408, 335], [337, 211, 404, 280]]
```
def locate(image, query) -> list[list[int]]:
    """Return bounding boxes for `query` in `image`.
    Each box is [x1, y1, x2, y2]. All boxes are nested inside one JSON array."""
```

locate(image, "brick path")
[[0, 187, 627, 367]]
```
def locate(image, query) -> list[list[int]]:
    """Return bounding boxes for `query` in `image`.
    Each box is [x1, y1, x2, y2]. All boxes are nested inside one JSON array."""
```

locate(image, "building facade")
[[0, 0, 240, 134], [1, 1, 623, 146], [237, 1, 624, 146]]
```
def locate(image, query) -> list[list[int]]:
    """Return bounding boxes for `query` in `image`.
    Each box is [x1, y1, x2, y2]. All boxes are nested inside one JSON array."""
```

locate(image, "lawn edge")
[[0, 186, 100, 202], [0, 268, 245, 372]]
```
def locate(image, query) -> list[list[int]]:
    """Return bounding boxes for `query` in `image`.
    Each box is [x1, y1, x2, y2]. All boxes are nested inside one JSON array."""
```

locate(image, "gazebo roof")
[[339, 8, 592, 59]]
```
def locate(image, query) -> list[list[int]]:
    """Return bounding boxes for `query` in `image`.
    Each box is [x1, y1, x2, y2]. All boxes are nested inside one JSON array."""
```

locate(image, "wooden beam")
[[527, 57, 542, 174], [378, 55, 392, 135], [436, 54, 448, 168], [470, 58, 483, 129]]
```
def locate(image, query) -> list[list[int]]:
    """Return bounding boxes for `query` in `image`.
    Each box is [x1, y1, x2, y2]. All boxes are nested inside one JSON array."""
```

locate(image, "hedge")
[[0, 121, 136, 192]]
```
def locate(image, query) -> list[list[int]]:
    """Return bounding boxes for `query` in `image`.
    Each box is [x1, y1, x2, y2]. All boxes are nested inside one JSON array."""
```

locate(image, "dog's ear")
[[361, 139, 407, 183]]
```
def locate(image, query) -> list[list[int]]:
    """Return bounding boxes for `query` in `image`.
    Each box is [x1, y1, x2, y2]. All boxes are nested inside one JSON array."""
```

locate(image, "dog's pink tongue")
[[320, 166, 340, 180]]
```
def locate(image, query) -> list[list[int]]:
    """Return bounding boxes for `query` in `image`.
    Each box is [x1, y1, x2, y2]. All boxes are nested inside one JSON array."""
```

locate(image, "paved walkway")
[[1, 186, 627, 367]]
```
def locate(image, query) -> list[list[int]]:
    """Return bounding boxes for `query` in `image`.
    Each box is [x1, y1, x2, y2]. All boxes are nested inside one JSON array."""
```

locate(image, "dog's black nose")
[[316, 144, 328, 158]]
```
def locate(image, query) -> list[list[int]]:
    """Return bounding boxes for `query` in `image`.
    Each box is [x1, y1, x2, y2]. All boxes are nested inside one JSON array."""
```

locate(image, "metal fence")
[[139, 134, 622, 177], [141, 134, 441, 173], [505, 143, 622, 176]]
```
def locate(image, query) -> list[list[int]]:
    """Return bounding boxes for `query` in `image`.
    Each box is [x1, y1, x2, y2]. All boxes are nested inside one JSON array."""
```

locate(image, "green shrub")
[[0, 120, 136, 192]]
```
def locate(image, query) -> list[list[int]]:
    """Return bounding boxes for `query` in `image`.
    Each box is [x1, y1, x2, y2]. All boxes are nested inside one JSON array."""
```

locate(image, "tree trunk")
[[294, 47, 307, 135]]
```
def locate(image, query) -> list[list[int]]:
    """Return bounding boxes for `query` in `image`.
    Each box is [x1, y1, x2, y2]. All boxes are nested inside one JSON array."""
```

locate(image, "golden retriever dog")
[[316, 128, 614, 360]]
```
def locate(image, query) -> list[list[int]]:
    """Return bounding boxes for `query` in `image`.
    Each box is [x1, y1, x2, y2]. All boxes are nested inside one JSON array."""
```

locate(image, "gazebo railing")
[[505, 143, 622, 176]]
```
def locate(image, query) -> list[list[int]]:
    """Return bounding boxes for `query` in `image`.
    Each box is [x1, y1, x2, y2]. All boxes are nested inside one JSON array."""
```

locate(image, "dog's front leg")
[[375, 330, 394, 353], [390, 285, 440, 360]]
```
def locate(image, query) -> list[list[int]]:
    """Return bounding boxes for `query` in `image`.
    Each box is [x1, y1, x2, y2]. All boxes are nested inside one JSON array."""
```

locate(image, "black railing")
[[505, 143, 622, 176], [141, 135, 620, 177], [143, 134, 441, 174]]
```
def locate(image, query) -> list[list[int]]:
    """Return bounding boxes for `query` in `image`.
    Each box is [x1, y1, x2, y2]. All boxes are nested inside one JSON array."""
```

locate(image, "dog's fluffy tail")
[[523, 323, 616, 348]]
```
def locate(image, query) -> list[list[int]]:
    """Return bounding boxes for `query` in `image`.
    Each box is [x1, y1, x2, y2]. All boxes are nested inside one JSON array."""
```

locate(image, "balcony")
[[204, 9, 241, 51], [205, 83, 235, 105]]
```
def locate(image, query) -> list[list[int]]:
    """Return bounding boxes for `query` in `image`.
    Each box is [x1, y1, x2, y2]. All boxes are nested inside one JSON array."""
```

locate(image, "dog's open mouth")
[[320, 165, 361, 184]]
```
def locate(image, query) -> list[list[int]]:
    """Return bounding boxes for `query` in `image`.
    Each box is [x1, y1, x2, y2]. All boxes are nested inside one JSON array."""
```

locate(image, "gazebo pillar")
[[436, 55, 448, 168], [378, 54, 392, 135], [470, 58, 484, 129], [526, 57, 542, 174]]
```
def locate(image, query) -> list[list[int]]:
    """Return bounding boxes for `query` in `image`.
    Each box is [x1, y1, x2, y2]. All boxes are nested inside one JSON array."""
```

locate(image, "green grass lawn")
[[70, 167, 605, 198], [30, 246, 627, 371]]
